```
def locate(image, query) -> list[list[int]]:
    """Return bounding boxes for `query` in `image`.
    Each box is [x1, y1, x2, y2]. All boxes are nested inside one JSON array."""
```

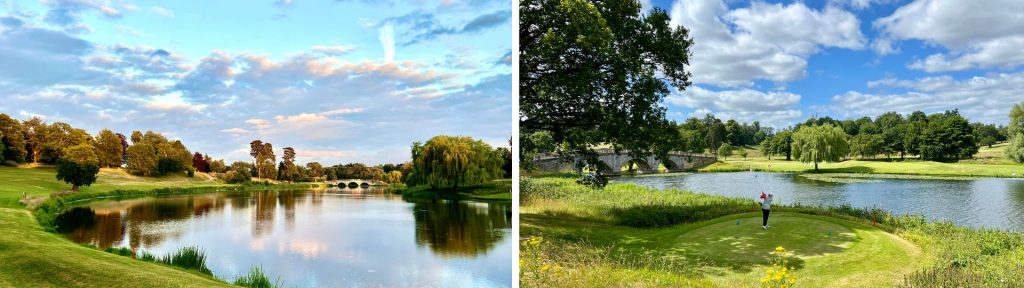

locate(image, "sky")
[[0, 0, 512, 165], [645, 0, 1024, 129]]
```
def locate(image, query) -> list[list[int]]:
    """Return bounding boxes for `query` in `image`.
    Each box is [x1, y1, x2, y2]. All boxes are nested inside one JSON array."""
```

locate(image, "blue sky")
[[0, 0, 512, 165], [647, 0, 1024, 129]]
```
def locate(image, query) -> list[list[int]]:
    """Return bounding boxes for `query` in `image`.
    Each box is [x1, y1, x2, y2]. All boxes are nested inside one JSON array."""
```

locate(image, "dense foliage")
[[791, 124, 849, 171], [406, 135, 503, 190], [1008, 103, 1024, 163], [520, 0, 692, 176], [55, 143, 101, 191]]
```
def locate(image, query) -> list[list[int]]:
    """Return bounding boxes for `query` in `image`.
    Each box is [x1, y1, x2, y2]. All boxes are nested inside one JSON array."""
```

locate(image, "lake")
[[56, 187, 513, 287], [616, 172, 1024, 231]]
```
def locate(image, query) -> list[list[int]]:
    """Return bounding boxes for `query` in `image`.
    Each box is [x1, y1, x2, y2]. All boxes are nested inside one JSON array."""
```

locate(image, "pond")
[[616, 172, 1024, 231], [56, 187, 513, 287]]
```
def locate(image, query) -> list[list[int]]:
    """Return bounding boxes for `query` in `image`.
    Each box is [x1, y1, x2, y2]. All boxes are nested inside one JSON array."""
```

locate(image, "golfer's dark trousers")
[[762, 208, 770, 226]]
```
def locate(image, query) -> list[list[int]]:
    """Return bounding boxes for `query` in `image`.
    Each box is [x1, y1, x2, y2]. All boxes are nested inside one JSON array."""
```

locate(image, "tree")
[[849, 133, 883, 159], [209, 159, 227, 173], [875, 112, 905, 159], [791, 124, 849, 172], [520, 0, 693, 180], [39, 122, 92, 163], [126, 144, 158, 176], [55, 143, 100, 191], [717, 143, 733, 160], [407, 135, 503, 190], [0, 114, 27, 162], [496, 147, 512, 178], [771, 130, 794, 160], [192, 152, 210, 173], [95, 129, 124, 167], [249, 140, 265, 178], [386, 170, 403, 184], [306, 162, 324, 179], [919, 110, 978, 162], [739, 149, 748, 159], [903, 111, 928, 158], [21, 117, 47, 162], [1007, 103, 1024, 163]]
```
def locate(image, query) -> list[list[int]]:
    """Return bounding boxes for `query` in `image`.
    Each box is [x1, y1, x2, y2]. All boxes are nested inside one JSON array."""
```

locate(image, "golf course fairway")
[[522, 212, 928, 287]]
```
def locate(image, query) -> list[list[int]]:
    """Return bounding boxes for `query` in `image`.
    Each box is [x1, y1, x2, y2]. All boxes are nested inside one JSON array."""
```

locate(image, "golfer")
[[761, 192, 773, 230]]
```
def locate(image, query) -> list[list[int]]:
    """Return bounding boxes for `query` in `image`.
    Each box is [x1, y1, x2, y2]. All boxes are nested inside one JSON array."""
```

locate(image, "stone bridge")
[[533, 149, 718, 176], [325, 179, 388, 188]]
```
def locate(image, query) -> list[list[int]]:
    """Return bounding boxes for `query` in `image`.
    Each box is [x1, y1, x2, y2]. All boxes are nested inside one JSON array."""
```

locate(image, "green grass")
[[0, 165, 229, 209], [520, 177, 1024, 287], [233, 266, 282, 288], [697, 158, 1024, 178], [0, 164, 318, 287], [0, 208, 233, 287], [400, 179, 512, 202]]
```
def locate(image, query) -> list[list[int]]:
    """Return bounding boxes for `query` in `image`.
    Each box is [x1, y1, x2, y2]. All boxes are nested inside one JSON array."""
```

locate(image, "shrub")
[[186, 168, 195, 178], [233, 266, 282, 288]]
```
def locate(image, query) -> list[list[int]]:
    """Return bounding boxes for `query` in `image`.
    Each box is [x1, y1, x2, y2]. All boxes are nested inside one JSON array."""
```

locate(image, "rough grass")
[[233, 266, 282, 288], [521, 177, 1024, 287], [0, 208, 233, 287]]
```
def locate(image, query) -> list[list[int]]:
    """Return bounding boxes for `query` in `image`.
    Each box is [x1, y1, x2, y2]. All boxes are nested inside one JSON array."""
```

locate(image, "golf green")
[[672, 213, 926, 287]]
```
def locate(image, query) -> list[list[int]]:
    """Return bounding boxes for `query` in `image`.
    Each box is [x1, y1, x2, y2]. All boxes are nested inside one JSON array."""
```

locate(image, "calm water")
[[617, 172, 1024, 231], [57, 188, 513, 287]]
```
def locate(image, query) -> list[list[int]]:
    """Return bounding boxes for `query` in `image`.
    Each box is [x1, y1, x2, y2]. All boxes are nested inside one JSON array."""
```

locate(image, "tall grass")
[[159, 246, 212, 275], [233, 266, 282, 288]]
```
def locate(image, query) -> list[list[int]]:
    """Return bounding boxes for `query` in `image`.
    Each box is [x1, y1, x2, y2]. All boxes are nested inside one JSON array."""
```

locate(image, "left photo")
[[0, 1, 513, 287]]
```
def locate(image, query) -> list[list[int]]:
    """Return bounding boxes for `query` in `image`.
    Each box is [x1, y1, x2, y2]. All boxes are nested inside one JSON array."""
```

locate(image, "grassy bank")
[[520, 177, 1024, 287], [0, 208, 233, 287], [399, 179, 512, 201], [0, 165, 317, 287], [706, 142, 1024, 178], [698, 158, 1024, 178], [0, 165, 230, 209]]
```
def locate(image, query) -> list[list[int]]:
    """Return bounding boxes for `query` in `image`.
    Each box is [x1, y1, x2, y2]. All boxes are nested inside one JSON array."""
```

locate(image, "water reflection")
[[57, 188, 513, 287], [618, 172, 1024, 231], [413, 200, 512, 256]]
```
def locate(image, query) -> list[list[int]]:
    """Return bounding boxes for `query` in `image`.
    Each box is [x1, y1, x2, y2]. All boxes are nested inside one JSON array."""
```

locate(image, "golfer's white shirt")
[[762, 196, 773, 210]]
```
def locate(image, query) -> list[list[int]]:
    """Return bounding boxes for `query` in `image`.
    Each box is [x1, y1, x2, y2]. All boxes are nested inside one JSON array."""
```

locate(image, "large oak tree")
[[520, 0, 693, 175]]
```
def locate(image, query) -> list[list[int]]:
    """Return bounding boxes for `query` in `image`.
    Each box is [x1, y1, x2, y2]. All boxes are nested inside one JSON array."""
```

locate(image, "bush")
[[156, 158, 184, 175], [186, 168, 195, 177], [234, 266, 282, 288]]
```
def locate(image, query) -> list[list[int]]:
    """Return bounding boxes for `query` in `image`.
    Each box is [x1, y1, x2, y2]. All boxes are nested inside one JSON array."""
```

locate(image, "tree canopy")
[[520, 0, 693, 176], [791, 124, 849, 171], [1007, 103, 1024, 163], [406, 135, 503, 190], [55, 143, 100, 191]]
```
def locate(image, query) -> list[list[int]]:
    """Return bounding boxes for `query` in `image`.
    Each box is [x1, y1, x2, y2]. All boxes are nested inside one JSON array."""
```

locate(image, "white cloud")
[[379, 24, 395, 63], [669, 0, 865, 86], [144, 91, 207, 112], [148, 6, 174, 18], [668, 86, 803, 127], [823, 72, 1024, 124], [310, 44, 355, 56], [874, 0, 1024, 71]]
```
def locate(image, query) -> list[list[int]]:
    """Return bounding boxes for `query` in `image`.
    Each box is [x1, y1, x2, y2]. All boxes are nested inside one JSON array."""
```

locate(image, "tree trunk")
[[814, 161, 818, 172], [72, 184, 79, 192]]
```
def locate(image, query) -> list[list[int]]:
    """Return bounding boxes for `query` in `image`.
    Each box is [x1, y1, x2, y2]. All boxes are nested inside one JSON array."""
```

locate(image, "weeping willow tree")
[[791, 123, 849, 172], [406, 135, 503, 190]]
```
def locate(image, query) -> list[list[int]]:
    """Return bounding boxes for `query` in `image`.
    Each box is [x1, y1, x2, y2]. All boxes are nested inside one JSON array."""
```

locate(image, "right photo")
[[518, 0, 1024, 287]]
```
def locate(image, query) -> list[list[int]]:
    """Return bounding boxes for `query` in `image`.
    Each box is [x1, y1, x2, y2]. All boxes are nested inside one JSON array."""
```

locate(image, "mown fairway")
[[0, 165, 226, 208], [701, 142, 1024, 178]]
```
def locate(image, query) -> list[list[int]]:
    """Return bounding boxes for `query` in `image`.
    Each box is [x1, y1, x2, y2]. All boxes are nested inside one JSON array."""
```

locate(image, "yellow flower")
[[775, 246, 785, 252], [541, 264, 550, 272]]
